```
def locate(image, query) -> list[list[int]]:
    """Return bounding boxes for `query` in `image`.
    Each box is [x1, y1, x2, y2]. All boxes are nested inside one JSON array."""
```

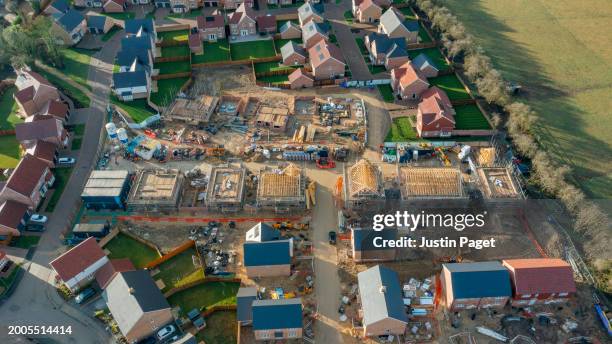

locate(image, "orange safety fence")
[[517, 208, 548, 258], [117, 215, 302, 223], [144, 239, 195, 269]]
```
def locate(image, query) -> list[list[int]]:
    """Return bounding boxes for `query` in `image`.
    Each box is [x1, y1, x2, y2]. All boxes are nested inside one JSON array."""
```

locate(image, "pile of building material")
[[400, 167, 463, 199], [403, 277, 434, 317], [476, 147, 496, 167], [305, 182, 316, 210], [255, 105, 290, 131], [292, 125, 317, 143]]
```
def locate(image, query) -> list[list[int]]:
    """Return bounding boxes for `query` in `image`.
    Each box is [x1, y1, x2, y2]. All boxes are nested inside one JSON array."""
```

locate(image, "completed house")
[[50, 237, 109, 291], [104, 270, 174, 343], [352, 0, 382, 24], [298, 3, 324, 26], [390, 61, 429, 100], [196, 13, 225, 42], [44, 0, 69, 15], [223, 0, 253, 10], [502, 258, 576, 306], [51, 9, 87, 46], [94, 258, 135, 289], [237, 287, 258, 326], [229, 3, 257, 38], [0, 200, 30, 239], [87, 15, 114, 35], [243, 239, 292, 277], [411, 53, 439, 78], [279, 21, 301, 40], [302, 20, 328, 49], [26, 140, 59, 168], [358, 265, 407, 337], [245, 222, 280, 242], [281, 41, 307, 66], [416, 86, 455, 137], [288, 68, 314, 89], [14, 69, 60, 118], [170, 0, 200, 13], [364, 32, 409, 70], [257, 15, 276, 35], [308, 40, 346, 80], [40, 99, 70, 123], [252, 298, 303, 340], [442, 261, 512, 311], [378, 8, 419, 44], [0, 154, 54, 209], [351, 228, 397, 263], [154, 0, 171, 8], [15, 117, 68, 149], [103, 0, 127, 12]]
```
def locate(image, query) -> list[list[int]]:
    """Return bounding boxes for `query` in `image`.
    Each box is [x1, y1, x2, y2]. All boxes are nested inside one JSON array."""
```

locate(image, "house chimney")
[[379, 285, 387, 293], [129, 287, 135, 294]]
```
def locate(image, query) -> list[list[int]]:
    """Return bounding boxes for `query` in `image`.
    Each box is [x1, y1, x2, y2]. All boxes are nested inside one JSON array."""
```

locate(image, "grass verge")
[[385, 116, 418, 142], [45, 167, 73, 212]]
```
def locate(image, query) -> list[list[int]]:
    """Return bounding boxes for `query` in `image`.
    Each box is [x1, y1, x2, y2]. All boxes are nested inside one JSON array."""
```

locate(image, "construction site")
[[126, 169, 184, 212]]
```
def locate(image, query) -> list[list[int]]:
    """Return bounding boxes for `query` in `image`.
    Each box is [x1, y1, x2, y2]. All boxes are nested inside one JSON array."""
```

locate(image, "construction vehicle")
[[435, 147, 452, 167], [333, 147, 349, 161], [436, 256, 463, 264], [316, 148, 336, 169]]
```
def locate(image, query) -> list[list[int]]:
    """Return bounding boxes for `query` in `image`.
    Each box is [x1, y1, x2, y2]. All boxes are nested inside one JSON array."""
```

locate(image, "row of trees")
[[410, 1, 610, 263], [0, 16, 64, 71]]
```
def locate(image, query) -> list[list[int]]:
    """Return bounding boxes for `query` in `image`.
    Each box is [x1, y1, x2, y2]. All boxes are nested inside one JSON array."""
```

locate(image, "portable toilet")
[[105, 122, 117, 139], [117, 128, 128, 145]]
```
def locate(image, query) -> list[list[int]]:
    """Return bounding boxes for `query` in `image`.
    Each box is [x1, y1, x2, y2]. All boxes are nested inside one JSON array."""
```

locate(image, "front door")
[[240, 29, 249, 36]]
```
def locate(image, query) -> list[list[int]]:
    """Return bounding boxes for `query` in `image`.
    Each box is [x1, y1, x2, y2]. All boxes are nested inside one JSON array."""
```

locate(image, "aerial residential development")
[[0, 0, 610, 343]]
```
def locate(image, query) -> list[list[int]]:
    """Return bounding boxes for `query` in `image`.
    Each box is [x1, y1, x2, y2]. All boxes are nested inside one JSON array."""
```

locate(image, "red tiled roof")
[[5, 154, 49, 197], [197, 14, 224, 30], [0, 200, 29, 230], [230, 3, 255, 24], [396, 61, 427, 88], [42, 100, 69, 119], [50, 237, 107, 282], [28, 140, 58, 163], [418, 86, 455, 125], [288, 68, 313, 83], [308, 41, 345, 69], [14, 86, 35, 104], [15, 118, 62, 142], [503, 259, 577, 295], [359, 0, 381, 11], [105, 0, 126, 6], [27, 71, 53, 87], [257, 15, 277, 31], [95, 258, 135, 289]]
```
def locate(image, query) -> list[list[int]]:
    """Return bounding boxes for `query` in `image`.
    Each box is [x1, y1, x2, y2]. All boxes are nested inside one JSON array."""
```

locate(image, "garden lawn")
[[257, 75, 289, 85], [110, 95, 156, 123], [12, 236, 40, 249], [344, 11, 354, 24], [71, 137, 82, 150], [161, 45, 191, 58], [167, 11, 202, 19], [153, 249, 203, 292], [453, 104, 491, 130], [45, 167, 73, 212], [167, 281, 240, 315], [385, 116, 418, 142], [369, 64, 386, 74], [150, 77, 190, 107], [399, 7, 417, 20], [0, 136, 20, 169], [355, 37, 368, 56], [230, 40, 276, 60], [196, 312, 237, 344], [428, 74, 471, 101], [104, 12, 135, 21], [0, 265, 22, 296], [101, 26, 120, 42], [60, 48, 97, 90], [407, 47, 448, 70], [377, 84, 394, 102], [158, 30, 189, 44], [155, 61, 191, 74], [274, 38, 302, 53], [254, 61, 297, 74], [73, 124, 86, 136], [191, 40, 230, 64], [105, 233, 161, 268], [0, 86, 22, 130], [276, 19, 298, 32], [418, 25, 432, 43], [35, 68, 90, 107]]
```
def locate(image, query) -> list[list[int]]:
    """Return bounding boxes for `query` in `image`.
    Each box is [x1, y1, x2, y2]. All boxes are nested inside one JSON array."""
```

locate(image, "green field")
[[191, 40, 231, 64], [385, 116, 418, 142], [440, 0, 612, 197], [158, 30, 190, 44], [377, 84, 395, 102], [0, 86, 22, 130], [105, 233, 161, 269], [153, 249, 203, 292], [0, 136, 20, 168], [161, 46, 191, 58], [167, 281, 240, 315], [428, 74, 471, 100], [407, 47, 448, 70], [230, 40, 277, 61], [155, 61, 191, 74], [150, 77, 190, 107], [454, 104, 492, 130], [110, 95, 156, 123]]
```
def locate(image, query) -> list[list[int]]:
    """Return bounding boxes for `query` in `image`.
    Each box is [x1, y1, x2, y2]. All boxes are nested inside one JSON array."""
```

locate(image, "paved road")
[[0, 34, 121, 344]]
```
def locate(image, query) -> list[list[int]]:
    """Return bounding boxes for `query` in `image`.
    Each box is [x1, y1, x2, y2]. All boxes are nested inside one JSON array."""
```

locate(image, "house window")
[[209, 34, 216, 40], [259, 331, 270, 339], [274, 331, 283, 338], [412, 93, 417, 99], [288, 329, 297, 338], [559, 292, 569, 297]]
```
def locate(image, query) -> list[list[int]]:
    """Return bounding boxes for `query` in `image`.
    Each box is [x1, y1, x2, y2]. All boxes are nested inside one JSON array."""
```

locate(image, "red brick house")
[[416, 86, 455, 138], [50, 237, 110, 291], [302, 21, 328, 49], [94, 258, 135, 289], [229, 3, 257, 38], [279, 21, 301, 40], [15, 117, 68, 149], [14, 70, 60, 118], [298, 2, 324, 26], [40, 99, 70, 123], [0, 154, 55, 210], [390, 61, 429, 100], [257, 15, 277, 35], [442, 262, 512, 311], [364, 32, 409, 70], [25, 140, 59, 168], [103, 0, 127, 13], [502, 258, 576, 306], [352, 0, 383, 24], [281, 41, 307, 66], [308, 40, 346, 80], [197, 13, 226, 42], [288, 68, 314, 89], [0, 200, 30, 238]]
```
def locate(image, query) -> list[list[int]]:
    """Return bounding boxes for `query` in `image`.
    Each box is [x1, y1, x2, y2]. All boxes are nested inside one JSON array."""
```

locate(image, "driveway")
[[0, 32, 121, 344]]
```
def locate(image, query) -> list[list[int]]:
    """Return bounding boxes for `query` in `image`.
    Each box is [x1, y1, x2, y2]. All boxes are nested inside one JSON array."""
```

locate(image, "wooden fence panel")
[[144, 239, 195, 269]]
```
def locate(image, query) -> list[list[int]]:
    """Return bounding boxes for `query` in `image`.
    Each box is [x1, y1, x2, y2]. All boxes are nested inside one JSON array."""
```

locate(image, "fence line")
[[144, 239, 195, 269]]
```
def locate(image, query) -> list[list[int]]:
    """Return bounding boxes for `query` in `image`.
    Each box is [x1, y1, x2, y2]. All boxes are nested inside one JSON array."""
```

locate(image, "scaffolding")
[[256, 164, 306, 213]]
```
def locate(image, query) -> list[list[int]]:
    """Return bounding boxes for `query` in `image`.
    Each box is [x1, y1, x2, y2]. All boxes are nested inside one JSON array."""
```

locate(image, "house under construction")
[[165, 96, 219, 125], [256, 164, 306, 212], [126, 169, 184, 211], [344, 159, 385, 209], [399, 167, 464, 200], [476, 167, 522, 199], [206, 162, 246, 212], [255, 105, 290, 131]]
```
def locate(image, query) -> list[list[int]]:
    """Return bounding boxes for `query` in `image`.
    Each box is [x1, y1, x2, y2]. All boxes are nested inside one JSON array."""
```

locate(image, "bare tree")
[[475, 69, 509, 105], [464, 52, 491, 80]]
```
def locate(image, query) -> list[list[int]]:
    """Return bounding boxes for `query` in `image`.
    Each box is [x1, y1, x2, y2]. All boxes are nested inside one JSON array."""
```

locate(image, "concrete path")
[[0, 30, 122, 344]]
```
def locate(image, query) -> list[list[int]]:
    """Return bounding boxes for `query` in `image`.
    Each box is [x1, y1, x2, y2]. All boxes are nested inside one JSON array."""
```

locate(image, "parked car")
[[328, 231, 337, 245], [58, 157, 76, 165], [25, 223, 46, 232], [75, 288, 96, 304], [1, 260, 13, 273], [156, 325, 176, 341], [29, 214, 48, 224]]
